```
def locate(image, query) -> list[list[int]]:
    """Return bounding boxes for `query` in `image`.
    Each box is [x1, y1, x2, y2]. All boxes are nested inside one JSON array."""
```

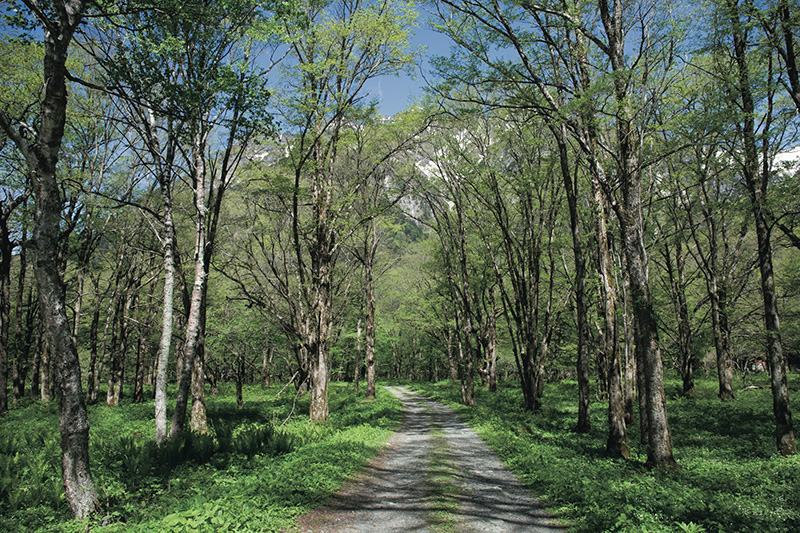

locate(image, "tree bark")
[[353, 314, 361, 393], [133, 331, 146, 403], [552, 125, 591, 433], [599, 0, 673, 468], [364, 220, 378, 400], [0, 0, 102, 516], [262, 345, 273, 388], [707, 211, 735, 400], [12, 226, 29, 402], [0, 207, 14, 414], [40, 337, 52, 403], [236, 353, 244, 409], [621, 262, 636, 426], [728, 0, 796, 455], [171, 130, 209, 437], [446, 324, 458, 381], [665, 234, 695, 396], [29, 327, 41, 401]]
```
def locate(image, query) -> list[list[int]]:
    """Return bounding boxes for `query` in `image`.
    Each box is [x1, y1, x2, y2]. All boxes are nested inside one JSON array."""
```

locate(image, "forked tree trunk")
[[593, 176, 628, 457], [171, 130, 209, 437]]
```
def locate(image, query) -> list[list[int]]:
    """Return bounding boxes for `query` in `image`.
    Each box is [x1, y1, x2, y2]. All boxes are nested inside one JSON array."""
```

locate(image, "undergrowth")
[[411, 375, 800, 533], [0, 382, 403, 532]]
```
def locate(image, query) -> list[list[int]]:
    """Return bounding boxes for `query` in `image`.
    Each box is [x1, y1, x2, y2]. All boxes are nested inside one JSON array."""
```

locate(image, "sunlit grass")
[[0, 382, 403, 532], [411, 374, 800, 532]]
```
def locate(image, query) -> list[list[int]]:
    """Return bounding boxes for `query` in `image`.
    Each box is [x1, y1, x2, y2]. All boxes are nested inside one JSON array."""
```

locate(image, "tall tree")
[[92, 0, 286, 437], [430, 0, 678, 467], [0, 0, 100, 518], [279, 0, 417, 420], [718, 0, 796, 455]]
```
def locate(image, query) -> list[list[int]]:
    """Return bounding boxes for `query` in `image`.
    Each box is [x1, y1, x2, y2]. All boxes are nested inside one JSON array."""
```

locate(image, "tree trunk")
[[309, 339, 330, 421], [486, 288, 498, 393], [594, 176, 628, 456], [236, 353, 244, 409], [728, 0, 796, 455], [0, 2, 103, 515], [622, 265, 636, 426], [0, 214, 12, 414], [553, 126, 590, 432], [600, 0, 674, 469], [353, 315, 361, 393], [12, 236, 29, 402], [154, 174, 177, 444], [29, 328, 41, 401], [446, 324, 458, 381], [133, 331, 146, 403], [171, 264, 205, 437], [365, 221, 377, 400], [673, 237, 695, 396], [190, 331, 207, 432], [623, 213, 672, 467], [459, 330, 475, 407], [171, 130, 209, 437], [105, 295, 125, 407], [262, 345, 273, 388], [40, 338, 52, 403], [701, 185, 735, 400]]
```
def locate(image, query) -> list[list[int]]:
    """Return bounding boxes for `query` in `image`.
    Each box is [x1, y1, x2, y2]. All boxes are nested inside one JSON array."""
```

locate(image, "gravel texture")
[[298, 386, 564, 532]]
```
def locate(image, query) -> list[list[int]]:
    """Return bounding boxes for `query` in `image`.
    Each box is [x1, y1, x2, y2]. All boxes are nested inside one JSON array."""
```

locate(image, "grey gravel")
[[298, 385, 565, 532]]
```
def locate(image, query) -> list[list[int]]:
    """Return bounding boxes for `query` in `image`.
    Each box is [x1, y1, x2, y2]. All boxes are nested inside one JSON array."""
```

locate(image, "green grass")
[[0, 382, 403, 532], [410, 375, 800, 533], [423, 406, 459, 533]]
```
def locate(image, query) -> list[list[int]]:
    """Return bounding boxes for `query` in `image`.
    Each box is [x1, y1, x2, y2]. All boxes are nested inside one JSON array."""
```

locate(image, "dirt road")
[[298, 386, 565, 532]]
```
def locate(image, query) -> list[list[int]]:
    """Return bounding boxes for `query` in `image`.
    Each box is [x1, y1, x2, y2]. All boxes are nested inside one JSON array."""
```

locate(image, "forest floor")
[[297, 386, 565, 532]]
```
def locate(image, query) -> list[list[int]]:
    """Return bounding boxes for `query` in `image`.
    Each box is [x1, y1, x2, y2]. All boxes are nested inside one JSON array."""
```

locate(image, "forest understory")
[[1, 375, 798, 532], [3, 0, 800, 530]]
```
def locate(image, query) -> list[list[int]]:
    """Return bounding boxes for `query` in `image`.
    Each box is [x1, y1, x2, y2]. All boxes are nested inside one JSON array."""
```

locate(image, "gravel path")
[[298, 386, 564, 532]]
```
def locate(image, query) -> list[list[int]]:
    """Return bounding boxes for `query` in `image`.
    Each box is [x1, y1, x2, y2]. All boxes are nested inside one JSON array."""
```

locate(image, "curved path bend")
[[298, 386, 565, 532]]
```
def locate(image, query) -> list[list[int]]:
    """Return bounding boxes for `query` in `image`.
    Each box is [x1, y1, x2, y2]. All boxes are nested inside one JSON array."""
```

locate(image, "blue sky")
[[362, 10, 453, 117]]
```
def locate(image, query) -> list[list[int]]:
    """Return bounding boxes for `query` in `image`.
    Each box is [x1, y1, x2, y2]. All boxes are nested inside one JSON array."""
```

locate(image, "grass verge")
[[0, 382, 403, 532], [410, 375, 800, 533]]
